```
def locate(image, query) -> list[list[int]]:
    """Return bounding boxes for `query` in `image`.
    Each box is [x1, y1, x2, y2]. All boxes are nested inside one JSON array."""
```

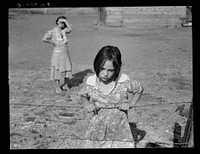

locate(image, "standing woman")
[[42, 16, 72, 94]]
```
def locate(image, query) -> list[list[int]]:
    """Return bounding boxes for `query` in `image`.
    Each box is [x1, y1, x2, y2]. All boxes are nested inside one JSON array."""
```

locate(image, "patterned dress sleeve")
[[77, 83, 90, 98], [126, 77, 143, 94], [42, 30, 53, 41]]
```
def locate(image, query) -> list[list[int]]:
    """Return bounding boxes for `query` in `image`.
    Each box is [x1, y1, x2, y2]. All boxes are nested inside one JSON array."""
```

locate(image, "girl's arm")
[[118, 86, 143, 110], [127, 87, 143, 108], [81, 96, 96, 112], [60, 19, 72, 33], [41, 31, 54, 45], [42, 37, 54, 44], [64, 19, 72, 32]]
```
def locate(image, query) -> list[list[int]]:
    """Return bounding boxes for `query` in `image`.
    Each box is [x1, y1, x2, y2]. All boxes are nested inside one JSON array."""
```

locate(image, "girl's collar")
[[86, 73, 128, 86]]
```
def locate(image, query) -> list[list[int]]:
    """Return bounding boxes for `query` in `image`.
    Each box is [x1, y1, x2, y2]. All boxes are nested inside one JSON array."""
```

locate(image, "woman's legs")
[[60, 71, 70, 91], [55, 79, 62, 94], [53, 67, 62, 94], [53, 69, 72, 93], [55, 72, 68, 94]]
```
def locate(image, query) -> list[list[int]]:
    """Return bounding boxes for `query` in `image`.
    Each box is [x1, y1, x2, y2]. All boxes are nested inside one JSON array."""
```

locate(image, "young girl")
[[42, 16, 72, 94], [78, 45, 143, 146]]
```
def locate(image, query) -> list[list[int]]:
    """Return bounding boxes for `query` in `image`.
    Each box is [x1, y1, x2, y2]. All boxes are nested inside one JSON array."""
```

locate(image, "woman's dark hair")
[[55, 16, 67, 28], [93, 45, 122, 81]]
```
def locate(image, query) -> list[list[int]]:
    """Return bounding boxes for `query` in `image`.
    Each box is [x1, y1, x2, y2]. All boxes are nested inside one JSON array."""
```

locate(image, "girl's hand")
[[118, 103, 130, 111], [84, 102, 96, 112], [59, 19, 67, 23], [59, 19, 72, 27]]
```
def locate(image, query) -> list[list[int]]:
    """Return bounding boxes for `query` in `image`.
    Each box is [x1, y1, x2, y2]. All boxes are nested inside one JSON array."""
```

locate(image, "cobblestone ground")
[[9, 9, 192, 148]]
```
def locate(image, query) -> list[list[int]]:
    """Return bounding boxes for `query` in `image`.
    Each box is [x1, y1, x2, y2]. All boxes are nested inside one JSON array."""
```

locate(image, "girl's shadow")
[[64, 69, 94, 89]]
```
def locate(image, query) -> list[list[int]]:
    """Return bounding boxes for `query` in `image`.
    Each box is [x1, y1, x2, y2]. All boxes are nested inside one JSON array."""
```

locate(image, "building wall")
[[101, 6, 186, 28]]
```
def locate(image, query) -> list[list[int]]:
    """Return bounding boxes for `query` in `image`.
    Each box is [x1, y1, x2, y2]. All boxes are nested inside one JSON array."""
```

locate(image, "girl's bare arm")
[[41, 32, 53, 44], [81, 96, 96, 112], [127, 86, 143, 108], [60, 19, 72, 33], [41, 36, 54, 45]]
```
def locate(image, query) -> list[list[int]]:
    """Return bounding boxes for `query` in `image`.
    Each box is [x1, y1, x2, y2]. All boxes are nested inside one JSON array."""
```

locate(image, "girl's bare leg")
[[55, 79, 62, 94], [60, 72, 65, 86], [60, 72, 69, 91]]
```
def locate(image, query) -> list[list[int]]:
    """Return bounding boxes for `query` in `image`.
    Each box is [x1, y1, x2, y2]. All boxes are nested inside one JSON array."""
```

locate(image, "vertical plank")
[[182, 99, 193, 147]]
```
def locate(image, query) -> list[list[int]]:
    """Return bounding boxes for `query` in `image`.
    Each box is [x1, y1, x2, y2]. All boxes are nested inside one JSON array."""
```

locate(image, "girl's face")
[[57, 20, 65, 29], [98, 60, 115, 82]]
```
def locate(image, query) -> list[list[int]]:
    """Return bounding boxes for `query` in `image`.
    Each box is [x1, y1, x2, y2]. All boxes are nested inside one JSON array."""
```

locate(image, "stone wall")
[[101, 6, 186, 28]]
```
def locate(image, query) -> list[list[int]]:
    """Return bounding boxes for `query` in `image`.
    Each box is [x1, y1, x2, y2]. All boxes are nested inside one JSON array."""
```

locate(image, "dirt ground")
[[9, 9, 193, 148]]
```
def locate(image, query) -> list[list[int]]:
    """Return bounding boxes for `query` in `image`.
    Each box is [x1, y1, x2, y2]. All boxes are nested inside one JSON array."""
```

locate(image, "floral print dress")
[[78, 73, 142, 144]]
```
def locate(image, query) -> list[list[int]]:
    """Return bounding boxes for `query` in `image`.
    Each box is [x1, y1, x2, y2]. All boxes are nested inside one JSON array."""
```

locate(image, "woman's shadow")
[[64, 69, 94, 89]]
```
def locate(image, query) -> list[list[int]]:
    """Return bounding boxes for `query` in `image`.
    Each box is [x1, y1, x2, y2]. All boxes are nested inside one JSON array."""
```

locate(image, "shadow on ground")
[[65, 69, 94, 88], [129, 122, 147, 148]]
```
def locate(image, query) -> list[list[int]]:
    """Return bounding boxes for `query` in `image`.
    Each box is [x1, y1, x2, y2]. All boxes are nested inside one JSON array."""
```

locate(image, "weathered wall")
[[9, 7, 187, 28], [102, 6, 186, 28]]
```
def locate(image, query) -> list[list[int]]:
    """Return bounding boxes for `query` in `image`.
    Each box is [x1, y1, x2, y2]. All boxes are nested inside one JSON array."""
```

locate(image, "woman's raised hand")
[[58, 18, 67, 23]]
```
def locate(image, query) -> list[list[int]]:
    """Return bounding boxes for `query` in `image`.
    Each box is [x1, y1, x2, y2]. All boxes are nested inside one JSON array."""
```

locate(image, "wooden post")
[[98, 7, 106, 24], [182, 99, 193, 147], [44, 8, 47, 14], [186, 6, 192, 19]]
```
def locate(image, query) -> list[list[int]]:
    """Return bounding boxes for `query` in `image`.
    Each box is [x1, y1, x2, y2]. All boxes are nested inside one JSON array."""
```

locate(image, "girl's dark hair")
[[93, 45, 122, 81], [55, 16, 67, 28]]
